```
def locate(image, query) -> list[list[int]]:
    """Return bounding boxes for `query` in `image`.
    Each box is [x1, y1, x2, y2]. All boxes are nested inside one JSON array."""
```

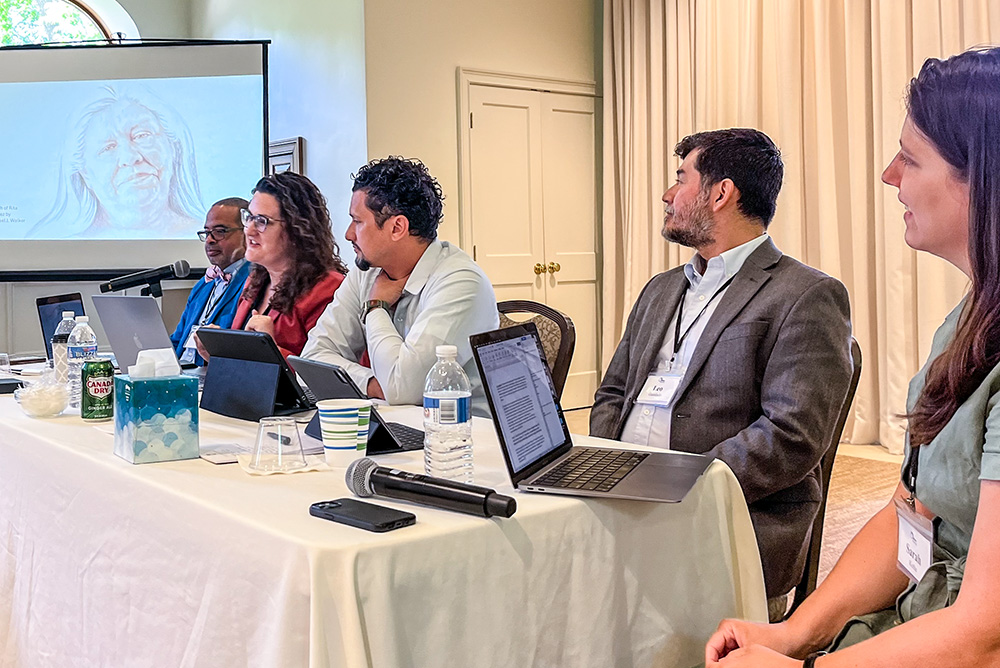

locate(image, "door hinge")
[[473, 245, 477, 260], [470, 112, 474, 129]]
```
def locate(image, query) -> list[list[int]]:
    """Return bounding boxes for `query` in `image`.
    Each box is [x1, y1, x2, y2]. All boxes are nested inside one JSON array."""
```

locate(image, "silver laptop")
[[470, 322, 713, 502], [91, 295, 194, 371]]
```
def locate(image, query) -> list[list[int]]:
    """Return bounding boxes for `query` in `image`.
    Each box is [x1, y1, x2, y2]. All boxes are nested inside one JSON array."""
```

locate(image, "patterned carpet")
[[817, 454, 902, 585]]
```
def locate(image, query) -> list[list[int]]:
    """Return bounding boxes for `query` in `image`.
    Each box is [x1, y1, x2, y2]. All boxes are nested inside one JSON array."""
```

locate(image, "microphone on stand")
[[345, 458, 517, 518], [100, 260, 191, 293]]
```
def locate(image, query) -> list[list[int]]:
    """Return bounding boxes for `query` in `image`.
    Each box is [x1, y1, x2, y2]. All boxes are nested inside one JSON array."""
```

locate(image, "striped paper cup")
[[316, 399, 372, 467]]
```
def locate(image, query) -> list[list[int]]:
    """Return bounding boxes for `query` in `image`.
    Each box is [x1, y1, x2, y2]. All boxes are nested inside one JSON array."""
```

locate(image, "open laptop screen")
[[37, 293, 84, 358], [476, 330, 567, 473]]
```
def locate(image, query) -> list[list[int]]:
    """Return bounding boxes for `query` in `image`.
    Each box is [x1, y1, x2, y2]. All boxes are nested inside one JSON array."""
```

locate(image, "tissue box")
[[114, 374, 200, 464]]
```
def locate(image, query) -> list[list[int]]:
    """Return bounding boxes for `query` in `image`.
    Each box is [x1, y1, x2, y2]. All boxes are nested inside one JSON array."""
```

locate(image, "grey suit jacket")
[[590, 239, 853, 597]]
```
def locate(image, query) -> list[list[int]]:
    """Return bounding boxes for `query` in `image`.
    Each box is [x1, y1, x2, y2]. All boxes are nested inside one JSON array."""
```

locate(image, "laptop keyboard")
[[534, 447, 649, 492], [385, 421, 425, 450]]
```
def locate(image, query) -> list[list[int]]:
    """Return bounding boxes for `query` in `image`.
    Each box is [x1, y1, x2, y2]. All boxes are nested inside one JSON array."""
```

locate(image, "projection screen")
[[0, 41, 267, 272]]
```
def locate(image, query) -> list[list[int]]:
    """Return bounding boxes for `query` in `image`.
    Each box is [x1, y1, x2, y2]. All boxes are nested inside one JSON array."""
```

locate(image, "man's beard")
[[354, 254, 372, 271], [661, 191, 715, 249]]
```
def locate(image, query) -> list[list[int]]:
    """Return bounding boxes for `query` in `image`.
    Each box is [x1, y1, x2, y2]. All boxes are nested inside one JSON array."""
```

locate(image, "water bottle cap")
[[75, 315, 89, 323], [435, 345, 458, 357], [62, 311, 75, 318]]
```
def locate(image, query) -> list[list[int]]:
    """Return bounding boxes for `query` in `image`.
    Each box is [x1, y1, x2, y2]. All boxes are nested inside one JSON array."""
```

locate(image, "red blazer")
[[233, 270, 345, 359]]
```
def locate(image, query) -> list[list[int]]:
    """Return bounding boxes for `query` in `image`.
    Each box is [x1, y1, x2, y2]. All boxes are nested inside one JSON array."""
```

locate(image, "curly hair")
[[242, 172, 348, 314], [351, 156, 444, 240]]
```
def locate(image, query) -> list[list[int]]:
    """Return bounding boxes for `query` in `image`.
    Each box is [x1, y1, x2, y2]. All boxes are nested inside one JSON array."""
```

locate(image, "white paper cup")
[[317, 399, 371, 467]]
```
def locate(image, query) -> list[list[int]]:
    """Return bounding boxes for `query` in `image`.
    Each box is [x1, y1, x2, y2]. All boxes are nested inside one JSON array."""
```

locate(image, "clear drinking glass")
[[247, 416, 308, 473]]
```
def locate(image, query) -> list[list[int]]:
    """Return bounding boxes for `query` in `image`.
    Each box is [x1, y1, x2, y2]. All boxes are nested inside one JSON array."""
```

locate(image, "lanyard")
[[242, 282, 274, 328], [199, 281, 228, 325], [904, 442, 921, 507], [671, 274, 737, 362], [251, 279, 275, 315]]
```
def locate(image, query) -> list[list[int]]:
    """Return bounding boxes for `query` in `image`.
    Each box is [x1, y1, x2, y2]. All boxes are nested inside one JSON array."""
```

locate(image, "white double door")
[[466, 84, 598, 408]]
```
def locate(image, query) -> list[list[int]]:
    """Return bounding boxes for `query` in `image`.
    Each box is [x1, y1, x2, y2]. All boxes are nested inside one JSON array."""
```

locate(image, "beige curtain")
[[603, 0, 1000, 453]]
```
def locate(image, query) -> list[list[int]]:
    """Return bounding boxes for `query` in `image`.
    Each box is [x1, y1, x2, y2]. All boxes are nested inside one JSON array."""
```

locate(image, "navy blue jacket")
[[169, 261, 251, 365]]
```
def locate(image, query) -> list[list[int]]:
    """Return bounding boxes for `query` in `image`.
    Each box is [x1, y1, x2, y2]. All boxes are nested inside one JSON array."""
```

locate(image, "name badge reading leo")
[[635, 373, 683, 407]]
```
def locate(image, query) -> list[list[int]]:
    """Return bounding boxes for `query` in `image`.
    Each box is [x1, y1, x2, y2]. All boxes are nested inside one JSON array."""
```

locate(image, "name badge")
[[635, 373, 683, 407], [183, 325, 201, 351], [894, 497, 934, 583]]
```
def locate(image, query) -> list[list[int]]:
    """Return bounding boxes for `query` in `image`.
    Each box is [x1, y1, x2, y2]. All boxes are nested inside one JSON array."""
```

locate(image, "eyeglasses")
[[197, 227, 243, 242], [240, 208, 283, 232]]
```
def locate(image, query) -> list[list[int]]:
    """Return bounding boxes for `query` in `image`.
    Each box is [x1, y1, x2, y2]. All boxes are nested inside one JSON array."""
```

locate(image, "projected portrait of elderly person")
[[29, 86, 203, 239]]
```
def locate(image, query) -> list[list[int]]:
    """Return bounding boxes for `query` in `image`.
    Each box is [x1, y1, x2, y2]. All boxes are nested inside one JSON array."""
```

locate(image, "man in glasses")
[[169, 197, 252, 365]]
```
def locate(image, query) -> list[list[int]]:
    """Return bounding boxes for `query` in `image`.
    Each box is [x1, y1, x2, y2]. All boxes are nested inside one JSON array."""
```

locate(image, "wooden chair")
[[496, 300, 576, 401], [788, 336, 863, 614]]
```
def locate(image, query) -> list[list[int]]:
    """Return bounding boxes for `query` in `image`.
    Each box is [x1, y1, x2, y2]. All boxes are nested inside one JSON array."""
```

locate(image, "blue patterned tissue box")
[[114, 374, 199, 464]]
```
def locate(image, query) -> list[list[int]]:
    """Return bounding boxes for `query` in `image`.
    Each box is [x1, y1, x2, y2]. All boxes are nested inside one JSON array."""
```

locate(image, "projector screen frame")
[[0, 39, 270, 279]]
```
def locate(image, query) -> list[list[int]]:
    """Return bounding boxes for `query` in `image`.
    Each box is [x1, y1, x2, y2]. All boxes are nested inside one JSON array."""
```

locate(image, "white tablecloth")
[[0, 399, 765, 668]]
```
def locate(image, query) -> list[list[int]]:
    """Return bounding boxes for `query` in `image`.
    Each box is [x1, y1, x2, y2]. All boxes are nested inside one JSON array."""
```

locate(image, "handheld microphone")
[[345, 458, 517, 518], [100, 260, 191, 293]]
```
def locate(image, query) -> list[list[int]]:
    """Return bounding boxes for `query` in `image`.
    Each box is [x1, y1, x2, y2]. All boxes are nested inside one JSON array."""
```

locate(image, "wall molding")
[[456, 67, 598, 250]]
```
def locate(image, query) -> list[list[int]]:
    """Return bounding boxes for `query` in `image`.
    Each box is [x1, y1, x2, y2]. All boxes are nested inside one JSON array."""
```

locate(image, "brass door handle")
[[533, 263, 546, 275], [547, 262, 561, 273]]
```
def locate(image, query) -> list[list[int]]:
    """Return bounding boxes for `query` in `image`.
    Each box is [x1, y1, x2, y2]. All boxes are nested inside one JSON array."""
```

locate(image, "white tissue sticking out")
[[128, 361, 156, 379], [135, 348, 181, 377]]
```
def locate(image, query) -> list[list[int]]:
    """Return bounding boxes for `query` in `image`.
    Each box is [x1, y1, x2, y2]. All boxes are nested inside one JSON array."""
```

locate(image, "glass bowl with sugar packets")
[[14, 369, 70, 418]]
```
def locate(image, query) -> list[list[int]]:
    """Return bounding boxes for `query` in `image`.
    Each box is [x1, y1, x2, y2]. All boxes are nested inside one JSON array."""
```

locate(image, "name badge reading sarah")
[[894, 497, 934, 583], [635, 373, 683, 407]]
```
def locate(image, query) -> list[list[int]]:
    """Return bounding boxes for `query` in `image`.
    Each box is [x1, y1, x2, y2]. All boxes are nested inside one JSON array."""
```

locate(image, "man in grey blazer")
[[590, 128, 853, 620]]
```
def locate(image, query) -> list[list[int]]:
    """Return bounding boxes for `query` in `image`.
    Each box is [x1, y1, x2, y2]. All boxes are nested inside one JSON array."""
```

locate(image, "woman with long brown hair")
[[706, 46, 1000, 667], [200, 171, 348, 359]]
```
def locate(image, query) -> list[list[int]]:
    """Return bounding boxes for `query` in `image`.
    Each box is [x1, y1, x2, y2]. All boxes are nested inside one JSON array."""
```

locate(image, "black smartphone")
[[309, 498, 416, 533]]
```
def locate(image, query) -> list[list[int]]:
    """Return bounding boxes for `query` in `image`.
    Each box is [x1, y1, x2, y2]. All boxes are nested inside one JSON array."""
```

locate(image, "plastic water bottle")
[[67, 315, 98, 408], [51, 311, 77, 384], [423, 345, 474, 482]]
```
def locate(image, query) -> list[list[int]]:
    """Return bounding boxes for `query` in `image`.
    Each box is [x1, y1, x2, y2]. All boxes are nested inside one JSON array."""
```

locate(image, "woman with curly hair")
[[199, 172, 348, 359]]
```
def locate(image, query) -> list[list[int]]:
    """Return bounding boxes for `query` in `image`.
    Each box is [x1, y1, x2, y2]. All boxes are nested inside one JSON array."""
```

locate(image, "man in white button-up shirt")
[[591, 129, 853, 619], [302, 157, 499, 415]]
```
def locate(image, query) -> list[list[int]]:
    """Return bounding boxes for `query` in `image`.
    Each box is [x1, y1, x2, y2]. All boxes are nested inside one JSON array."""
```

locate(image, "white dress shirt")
[[301, 240, 499, 416], [619, 234, 770, 448]]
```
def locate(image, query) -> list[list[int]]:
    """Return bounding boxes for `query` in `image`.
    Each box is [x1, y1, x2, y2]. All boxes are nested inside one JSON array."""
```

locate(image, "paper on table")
[[201, 443, 250, 465], [201, 437, 323, 465], [236, 453, 328, 475], [11, 363, 47, 376]]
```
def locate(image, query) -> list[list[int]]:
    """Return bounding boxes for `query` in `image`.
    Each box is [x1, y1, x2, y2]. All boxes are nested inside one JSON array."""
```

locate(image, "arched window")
[[1, 0, 139, 46]]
